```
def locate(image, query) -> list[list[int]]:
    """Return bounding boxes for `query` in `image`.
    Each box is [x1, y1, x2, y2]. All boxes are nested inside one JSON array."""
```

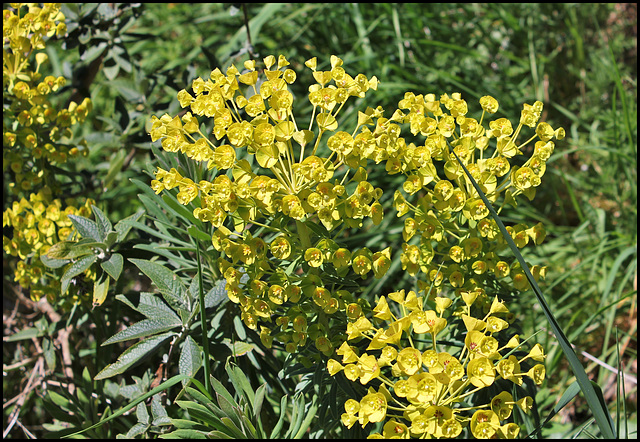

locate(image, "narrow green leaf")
[[162, 193, 198, 223], [102, 150, 126, 192], [168, 419, 210, 431], [94, 332, 175, 380], [67, 374, 189, 437], [47, 390, 72, 410], [127, 219, 192, 247], [68, 214, 102, 242], [209, 376, 235, 409], [268, 395, 288, 439], [187, 224, 212, 243], [6, 327, 44, 342], [226, 361, 255, 407], [253, 383, 267, 425], [219, 416, 247, 439], [293, 395, 319, 439], [61, 254, 97, 295], [175, 401, 228, 432], [185, 387, 214, 407], [102, 318, 181, 345], [526, 381, 581, 437], [43, 393, 76, 423], [159, 429, 209, 439], [138, 193, 170, 223], [204, 430, 233, 439], [101, 253, 124, 281], [216, 394, 242, 429]]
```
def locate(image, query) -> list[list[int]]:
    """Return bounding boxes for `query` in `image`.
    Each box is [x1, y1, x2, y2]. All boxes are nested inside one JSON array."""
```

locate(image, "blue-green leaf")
[[129, 258, 188, 311], [40, 253, 71, 269], [179, 336, 202, 384], [159, 429, 209, 439], [151, 394, 172, 426], [101, 253, 124, 281], [94, 332, 175, 380], [114, 208, 145, 242], [68, 214, 102, 242], [91, 205, 112, 241], [102, 318, 181, 345], [61, 254, 98, 295], [136, 293, 182, 323], [6, 327, 44, 342]]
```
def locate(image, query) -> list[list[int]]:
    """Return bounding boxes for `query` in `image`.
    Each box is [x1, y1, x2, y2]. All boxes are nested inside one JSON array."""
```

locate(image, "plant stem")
[[195, 240, 211, 395]]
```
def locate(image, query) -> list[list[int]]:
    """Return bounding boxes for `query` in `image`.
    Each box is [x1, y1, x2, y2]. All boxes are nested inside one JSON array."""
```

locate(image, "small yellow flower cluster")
[[389, 90, 563, 301], [3, 3, 91, 195], [328, 290, 546, 439], [3, 186, 95, 302]]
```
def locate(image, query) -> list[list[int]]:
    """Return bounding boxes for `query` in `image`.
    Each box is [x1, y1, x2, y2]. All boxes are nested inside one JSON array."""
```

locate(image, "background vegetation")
[[3, 3, 636, 439]]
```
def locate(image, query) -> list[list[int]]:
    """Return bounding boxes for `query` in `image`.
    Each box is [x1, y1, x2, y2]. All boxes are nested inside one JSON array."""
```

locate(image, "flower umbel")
[[149, 55, 561, 438]]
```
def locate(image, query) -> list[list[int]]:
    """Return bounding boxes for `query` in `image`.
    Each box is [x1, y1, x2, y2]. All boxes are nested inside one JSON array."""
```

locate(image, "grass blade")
[[452, 150, 616, 439]]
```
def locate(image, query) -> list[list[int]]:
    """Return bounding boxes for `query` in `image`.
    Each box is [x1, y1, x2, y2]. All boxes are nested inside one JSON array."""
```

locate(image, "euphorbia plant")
[[148, 54, 564, 438]]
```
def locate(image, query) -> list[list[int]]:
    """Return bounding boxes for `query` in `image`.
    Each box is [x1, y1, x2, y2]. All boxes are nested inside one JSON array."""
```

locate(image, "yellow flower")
[[527, 364, 546, 385], [406, 373, 439, 403], [336, 341, 359, 364], [372, 296, 392, 321], [517, 396, 533, 413], [377, 345, 397, 367], [497, 355, 523, 386], [382, 419, 410, 439], [479, 96, 499, 114], [526, 343, 546, 362], [470, 410, 500, 439], [423, 405, 455, 438], [304, 247, 323, 267], [396, 347, 423, 376], [467, 357, 496, 388], [327, 359, 344, 376], [498, 423, 521, 439], [358, 388, 387, 427], [357, 353, 380, 385], [491, 391, 514, 420]]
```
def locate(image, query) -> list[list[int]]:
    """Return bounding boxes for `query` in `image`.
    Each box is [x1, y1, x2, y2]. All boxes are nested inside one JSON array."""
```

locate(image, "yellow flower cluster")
[[328, 290, 546, 438], [3, 186, 95, 302], [150, 54, 562, 437], [150, 54, 391, 354], [3, 4, 94, 306], [388, 91, 563, 302], [3, 3, 91, 195]]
